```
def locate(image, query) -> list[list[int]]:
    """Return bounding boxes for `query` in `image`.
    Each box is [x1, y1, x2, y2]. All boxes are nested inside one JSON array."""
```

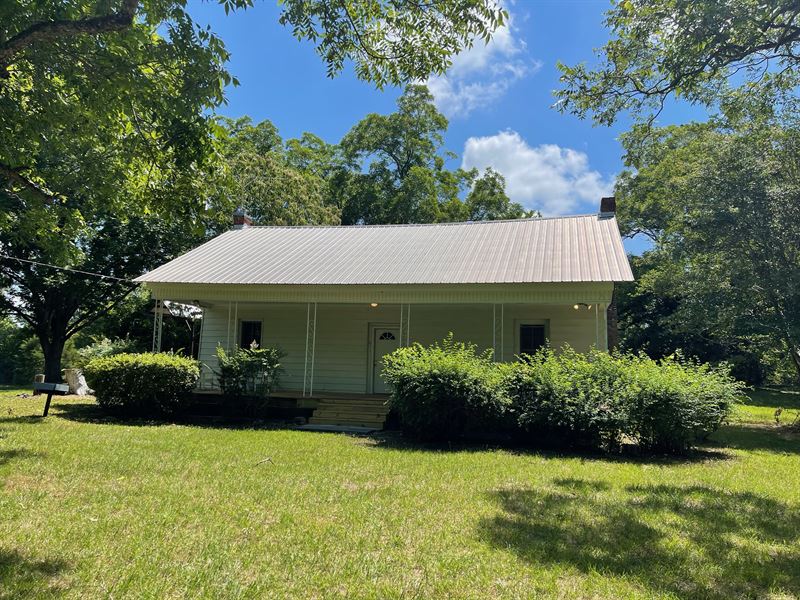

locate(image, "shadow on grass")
[[364, 432, 731, 465], [745, 387, 800, 409], [0, 549, 69, 598], [479, 479, 800, 599], [709, 422, 800, 455], [51, 401, 289, 431], [0, 449, 43, 466]]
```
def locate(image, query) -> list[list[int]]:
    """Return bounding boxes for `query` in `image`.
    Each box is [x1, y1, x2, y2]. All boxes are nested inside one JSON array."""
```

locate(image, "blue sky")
[[188, 1, 702, 252]]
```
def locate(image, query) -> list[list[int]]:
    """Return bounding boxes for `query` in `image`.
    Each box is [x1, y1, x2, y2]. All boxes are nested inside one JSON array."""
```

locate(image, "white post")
[[500, 304, 504, 362], [151, 295, 158, 352], [595, 303, 599, 349], [492, 304, 496, 358], [602, 303, 608, 351], [310, 302, 317, 396], [406, 304, 411, 346], [233, 301, 238, 349], [303, 303, 310, 397], [226, 301, 232, 351], [399, 303, 404, 347]]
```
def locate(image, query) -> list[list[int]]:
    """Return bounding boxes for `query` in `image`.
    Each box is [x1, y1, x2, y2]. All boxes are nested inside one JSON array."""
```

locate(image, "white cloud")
[[461, 130, 614, 215], [426, 8, 540, 118]]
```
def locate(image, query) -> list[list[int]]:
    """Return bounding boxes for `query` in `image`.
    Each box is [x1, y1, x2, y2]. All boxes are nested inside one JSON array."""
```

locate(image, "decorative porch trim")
[[143, 282, 616, 306]]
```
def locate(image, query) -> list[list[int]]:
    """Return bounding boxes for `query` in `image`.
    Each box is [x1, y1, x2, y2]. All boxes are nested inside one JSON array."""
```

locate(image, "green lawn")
[[1, 386, 799, 599]]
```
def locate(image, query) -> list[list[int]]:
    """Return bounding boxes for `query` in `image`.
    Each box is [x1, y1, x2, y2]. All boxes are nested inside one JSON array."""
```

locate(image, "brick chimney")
[[232, 208, 253, 229], [600, 196, 616, 215]]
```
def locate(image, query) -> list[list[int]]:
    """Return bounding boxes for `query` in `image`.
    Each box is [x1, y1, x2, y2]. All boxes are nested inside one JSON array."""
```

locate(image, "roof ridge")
[[237, 213, 606, 230]]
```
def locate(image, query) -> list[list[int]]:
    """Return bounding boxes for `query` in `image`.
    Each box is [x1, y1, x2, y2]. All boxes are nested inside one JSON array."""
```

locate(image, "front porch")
[[151, 283, 614, 428]]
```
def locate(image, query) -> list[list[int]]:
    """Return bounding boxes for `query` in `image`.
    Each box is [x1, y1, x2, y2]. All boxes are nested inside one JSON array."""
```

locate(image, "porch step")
[[308, 397, 391, 429]]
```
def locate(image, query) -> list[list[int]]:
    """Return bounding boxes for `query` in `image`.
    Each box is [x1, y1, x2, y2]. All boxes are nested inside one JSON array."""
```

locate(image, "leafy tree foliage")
[[339, 85, 532, 224], [615, 119, 800, 383], [217, 117, 340, 227], [556, 0, 800, 125], [1, 0, 506, 382]]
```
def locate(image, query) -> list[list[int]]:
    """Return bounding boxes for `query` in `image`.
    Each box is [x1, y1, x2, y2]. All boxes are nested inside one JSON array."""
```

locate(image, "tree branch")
[[0, 163, 61, 203], [0, 0, 139, 75]]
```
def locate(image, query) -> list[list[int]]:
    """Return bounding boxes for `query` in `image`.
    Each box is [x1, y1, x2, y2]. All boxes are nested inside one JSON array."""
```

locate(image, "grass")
[[0, 385, 798, 599]]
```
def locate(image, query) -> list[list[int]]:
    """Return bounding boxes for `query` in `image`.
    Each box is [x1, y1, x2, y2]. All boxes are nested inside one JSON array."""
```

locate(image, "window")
[[519, 324, 546, 356], [379, 331, 396, 340], [240, 321, 262, 349]]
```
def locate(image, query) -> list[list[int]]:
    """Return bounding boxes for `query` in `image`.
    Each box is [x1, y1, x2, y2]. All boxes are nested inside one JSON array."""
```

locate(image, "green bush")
[[75, 337, 141, 369], [384, 336, 744, 452], [506, 348, 745, 452], [84, 352, 200, 416], [504, 348, 633, 450], [382, 335, 510, 441], [214, 345, 284, 402]]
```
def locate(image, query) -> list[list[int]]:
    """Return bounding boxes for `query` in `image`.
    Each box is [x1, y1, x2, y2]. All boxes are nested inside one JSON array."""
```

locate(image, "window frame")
[[515, 320, 549, 358], [239, 320, 263, 350]]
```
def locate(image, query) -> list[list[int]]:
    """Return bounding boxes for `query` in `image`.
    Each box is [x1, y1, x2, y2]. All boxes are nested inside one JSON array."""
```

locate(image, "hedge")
[[383, 338, 745, 452], [84, 352, 200, 416], [382, 335, 511, 441]]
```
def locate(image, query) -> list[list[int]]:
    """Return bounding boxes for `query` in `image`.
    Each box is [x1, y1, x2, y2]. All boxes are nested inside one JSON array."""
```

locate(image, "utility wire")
[[0, 253, 138, 283]]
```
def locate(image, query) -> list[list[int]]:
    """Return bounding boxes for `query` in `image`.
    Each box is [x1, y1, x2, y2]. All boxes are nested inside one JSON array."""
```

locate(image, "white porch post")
[[303, 302, 317, 397], [492, 303, 504, 361], [399, 304, 412, 346], [226, 301, 232, 351], [151, 297, 163, 352], [595, 303, 599, 349], [602, 303, 609, 351], [233, 301, 238, 349]]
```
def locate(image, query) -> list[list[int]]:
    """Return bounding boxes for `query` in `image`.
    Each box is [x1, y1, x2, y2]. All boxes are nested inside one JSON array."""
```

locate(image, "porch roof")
[[135, 214, 633, 286]]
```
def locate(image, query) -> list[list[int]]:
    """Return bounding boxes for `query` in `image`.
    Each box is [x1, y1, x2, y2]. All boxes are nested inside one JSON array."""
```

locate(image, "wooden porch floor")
[[192, 389, 391, 429]]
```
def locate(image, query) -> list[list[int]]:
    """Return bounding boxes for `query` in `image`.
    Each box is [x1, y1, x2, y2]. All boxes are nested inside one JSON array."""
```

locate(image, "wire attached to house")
[[0, 253, 138, 283]]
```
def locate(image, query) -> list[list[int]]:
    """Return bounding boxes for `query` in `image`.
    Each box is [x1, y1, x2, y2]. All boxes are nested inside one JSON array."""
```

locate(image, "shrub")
[[382, 335, 510, 441], [504, 348, 633, 450], [623, 353, 745, 451], [75, 337, 140, 369], [84, 352, 200, 416], [214, 345, 284, 402], [506, 348, 745, 452]]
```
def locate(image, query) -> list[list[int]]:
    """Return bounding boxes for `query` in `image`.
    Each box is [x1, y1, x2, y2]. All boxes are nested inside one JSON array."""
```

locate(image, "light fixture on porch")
[[370, 302, 379, 307], [573, 303, 591, 310]]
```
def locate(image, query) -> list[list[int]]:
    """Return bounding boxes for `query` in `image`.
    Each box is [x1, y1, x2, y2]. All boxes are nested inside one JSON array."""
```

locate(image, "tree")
[[217, 117, 341, 226], [555, 0, 800, 125], [614, 120, 800, 382], [1, 0, 506, 382], [464, 168, 532, 221], [339, 85, 528, 224]]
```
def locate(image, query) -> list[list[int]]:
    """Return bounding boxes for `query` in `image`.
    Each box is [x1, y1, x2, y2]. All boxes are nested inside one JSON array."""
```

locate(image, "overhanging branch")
[[0, 0, 139, 75], [0, 163, 61, 203]]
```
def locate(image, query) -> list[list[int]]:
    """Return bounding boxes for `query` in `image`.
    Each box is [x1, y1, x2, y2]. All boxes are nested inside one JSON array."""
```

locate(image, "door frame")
[[367, 322, 400, 394]]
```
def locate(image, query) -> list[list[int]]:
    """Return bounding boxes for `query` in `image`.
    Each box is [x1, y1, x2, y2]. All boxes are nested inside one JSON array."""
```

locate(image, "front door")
[[372, 327, 400, 394]]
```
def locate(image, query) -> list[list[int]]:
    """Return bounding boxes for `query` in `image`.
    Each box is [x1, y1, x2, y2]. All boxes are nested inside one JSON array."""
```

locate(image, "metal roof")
[[135, 215, 634, 285]]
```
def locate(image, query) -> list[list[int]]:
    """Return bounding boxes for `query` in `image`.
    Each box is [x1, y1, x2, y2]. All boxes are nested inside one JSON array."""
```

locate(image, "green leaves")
[[556, 0, 800, 126], [277, 0, 507, 88], [615, 119, 800, 383]]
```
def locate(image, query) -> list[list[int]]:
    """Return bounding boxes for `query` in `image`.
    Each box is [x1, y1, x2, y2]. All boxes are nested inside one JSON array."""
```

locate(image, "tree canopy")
[[556, 0, 800, 125], [614, 119, 800, 383], [338, 85, 532, 224], [0, 0, 508, 381]]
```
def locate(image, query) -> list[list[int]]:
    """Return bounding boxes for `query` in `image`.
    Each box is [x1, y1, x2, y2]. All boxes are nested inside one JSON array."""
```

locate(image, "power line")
[[0, 253, 138, 283]]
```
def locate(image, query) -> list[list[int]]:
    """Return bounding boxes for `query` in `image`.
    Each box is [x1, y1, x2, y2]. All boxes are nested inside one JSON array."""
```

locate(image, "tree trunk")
[[41, 338, 66, 383]]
